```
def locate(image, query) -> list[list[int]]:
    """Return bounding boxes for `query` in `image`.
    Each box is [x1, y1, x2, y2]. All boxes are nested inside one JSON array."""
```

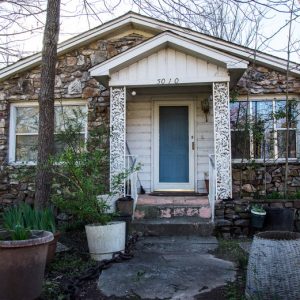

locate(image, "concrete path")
[[98, 236, 236, 299]]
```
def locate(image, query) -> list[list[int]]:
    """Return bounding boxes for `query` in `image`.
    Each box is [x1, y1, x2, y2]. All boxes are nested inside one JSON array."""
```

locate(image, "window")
[[230, 99, 298, 161], [9, 102, 87, 163]]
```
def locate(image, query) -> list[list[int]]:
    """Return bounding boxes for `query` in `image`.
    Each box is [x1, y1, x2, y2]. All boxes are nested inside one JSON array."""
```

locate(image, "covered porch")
[[90, 31, 248, 218]]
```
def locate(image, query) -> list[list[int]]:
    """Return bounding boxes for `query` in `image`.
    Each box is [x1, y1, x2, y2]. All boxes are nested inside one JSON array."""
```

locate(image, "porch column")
[[110, 86, 126, 194], [213, 82, 232, 200]]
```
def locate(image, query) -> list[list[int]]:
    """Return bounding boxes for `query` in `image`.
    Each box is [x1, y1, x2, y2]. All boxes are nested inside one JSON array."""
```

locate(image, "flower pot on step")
[[85, 221, 126, 261], [116, 196, 134, 216], [0, 230, 54, 300]]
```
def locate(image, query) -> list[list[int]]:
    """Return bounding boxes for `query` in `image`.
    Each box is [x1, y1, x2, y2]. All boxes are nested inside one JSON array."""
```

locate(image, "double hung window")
[[230, 99, 298, 161], [9, 102, 87, 163]]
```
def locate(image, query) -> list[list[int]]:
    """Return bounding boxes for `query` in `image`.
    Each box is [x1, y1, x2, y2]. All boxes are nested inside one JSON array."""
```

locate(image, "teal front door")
[[159, 106, 189, 183], [154, 101, 194, 191]]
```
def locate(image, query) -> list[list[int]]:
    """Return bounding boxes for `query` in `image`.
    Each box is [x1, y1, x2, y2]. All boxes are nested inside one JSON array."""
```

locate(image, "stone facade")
[[236, 64, 300, 95], [0, 23, 300, 234], [215, 199, 300, 238], [0, 33, 147, 209]]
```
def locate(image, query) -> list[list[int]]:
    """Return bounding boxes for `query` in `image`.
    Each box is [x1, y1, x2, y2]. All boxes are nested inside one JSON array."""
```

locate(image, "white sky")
[[1, 0, 300, 67]]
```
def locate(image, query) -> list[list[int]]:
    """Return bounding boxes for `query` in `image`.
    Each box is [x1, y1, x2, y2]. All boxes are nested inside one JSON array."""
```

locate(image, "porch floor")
[[137, 194, 209, 206]]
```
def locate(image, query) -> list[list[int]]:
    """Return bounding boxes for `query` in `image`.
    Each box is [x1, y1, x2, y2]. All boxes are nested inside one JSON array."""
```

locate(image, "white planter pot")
[[85, 221, 126, 261], [251, 209, 266, 216]]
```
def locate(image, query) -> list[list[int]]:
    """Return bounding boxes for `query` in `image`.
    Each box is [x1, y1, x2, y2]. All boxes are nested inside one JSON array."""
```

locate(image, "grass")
[[213, 239, 250, 300]]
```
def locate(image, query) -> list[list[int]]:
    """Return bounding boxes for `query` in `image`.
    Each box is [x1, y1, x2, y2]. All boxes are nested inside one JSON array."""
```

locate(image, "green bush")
[[50, 115, 132, 225]]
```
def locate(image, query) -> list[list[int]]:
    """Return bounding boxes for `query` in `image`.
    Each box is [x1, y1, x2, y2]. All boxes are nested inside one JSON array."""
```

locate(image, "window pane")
[[231, 130, 250, 159], [253, 130, 274, 159], [54, 133, 85, 155], [16, 107, 39, 133], [253, 101, 274, 159], [277, 130, 296, 158], [275, 100, 297, 129], [230, 101, 249, 129], [55, 105, 87, 132], [16, 135, 38, 162]]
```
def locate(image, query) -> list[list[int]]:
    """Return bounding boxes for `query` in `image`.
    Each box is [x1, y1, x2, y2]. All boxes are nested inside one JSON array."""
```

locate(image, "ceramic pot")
[[0, 230, 53, 300]]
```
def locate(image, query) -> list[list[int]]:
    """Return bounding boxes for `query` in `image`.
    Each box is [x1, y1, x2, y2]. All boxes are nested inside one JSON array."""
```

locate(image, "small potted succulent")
[[0, 204, 53, 300], [250, 204, 266, 229]]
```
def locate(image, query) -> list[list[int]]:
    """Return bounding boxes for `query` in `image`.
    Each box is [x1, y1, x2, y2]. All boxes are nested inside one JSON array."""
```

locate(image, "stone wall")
[[0, 33, 147, 209], [232, 163, 300, 199], [215, 199, 300, 238], [236, 64, 300, 95]]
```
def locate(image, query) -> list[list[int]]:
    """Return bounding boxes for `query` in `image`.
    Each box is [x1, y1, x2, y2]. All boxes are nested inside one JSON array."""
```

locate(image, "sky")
[[1, 0, 299, 68]]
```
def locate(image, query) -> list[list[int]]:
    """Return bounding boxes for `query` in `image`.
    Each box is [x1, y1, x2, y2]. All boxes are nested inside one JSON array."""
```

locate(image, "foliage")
[[251, 204, 266, 214], [2, 203, 56, 240], [50, 114, 131, 225], [214, 239, 249, 300]]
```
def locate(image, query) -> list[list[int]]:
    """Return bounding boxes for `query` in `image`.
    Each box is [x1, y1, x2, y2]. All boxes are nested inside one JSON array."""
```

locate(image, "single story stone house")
[[0, 12, 300, 232]]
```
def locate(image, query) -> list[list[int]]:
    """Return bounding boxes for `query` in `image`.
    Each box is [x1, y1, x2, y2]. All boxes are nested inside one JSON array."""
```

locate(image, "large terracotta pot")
[[0, 230, 54, 300], [85, 221, 126, 261], [46, 231, 61, 264]]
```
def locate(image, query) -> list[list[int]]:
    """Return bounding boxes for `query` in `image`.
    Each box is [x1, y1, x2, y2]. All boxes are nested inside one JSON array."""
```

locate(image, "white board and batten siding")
[[126, 100, 152, 192], [126, 95, 214, 193], [110, 47, 228, 86]]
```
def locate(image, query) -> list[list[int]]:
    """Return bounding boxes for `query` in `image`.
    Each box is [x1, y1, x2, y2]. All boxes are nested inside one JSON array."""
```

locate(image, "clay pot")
[[46, 231, 61, 264], [0, 230, 54, 300], [116, 196, 134, 216]]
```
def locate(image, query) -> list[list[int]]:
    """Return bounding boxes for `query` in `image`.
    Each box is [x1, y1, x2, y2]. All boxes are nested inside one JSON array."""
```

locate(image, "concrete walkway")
[[98, 236, 236, 299]]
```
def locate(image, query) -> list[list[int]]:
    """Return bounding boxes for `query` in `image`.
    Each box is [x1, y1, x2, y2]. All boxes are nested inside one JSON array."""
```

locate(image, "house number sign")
[[157, 78, 180, 84]]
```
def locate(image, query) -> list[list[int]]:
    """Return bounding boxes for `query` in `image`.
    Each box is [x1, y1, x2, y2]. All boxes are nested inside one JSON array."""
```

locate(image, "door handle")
[[192, 141, 195, 150]]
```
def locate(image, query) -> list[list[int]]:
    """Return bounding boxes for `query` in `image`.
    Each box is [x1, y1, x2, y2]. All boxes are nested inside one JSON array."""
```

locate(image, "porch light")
[[131, 90, 137, 96]]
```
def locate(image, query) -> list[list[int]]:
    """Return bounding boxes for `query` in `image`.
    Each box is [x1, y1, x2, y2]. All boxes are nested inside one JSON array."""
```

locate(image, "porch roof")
[[90, 31, 248, 87]]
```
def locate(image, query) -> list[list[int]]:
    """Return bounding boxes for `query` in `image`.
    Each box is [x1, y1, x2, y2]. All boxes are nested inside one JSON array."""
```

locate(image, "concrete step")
[[130, 217, 214, 237], [134, 204, 211, 220]]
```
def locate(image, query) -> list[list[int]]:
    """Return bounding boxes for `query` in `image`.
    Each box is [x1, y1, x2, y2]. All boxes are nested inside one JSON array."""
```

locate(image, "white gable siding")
[[126, 95, 214, 193], [111, 47, 228, 86]]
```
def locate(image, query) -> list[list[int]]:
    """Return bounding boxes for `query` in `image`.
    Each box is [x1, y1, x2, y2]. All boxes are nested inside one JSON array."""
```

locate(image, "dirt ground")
[[40, 228, 249, 300]]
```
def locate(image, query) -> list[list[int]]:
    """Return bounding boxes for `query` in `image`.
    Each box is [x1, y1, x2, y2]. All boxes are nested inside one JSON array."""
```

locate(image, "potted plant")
[[11, 202, 59, 263], [250, 204, 266, 229], [116, 195, 134, 217], [0, 205, 53, 300], [51, 119, 130, 261]]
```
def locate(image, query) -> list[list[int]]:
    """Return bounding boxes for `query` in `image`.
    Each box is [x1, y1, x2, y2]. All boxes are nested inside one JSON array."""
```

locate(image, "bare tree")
[[0, 1, 46, 66], [34, 0, 61, 209]]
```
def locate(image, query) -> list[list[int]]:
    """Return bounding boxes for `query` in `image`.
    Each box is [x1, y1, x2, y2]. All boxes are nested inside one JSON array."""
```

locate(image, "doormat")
[[149, 192, 208, 197]]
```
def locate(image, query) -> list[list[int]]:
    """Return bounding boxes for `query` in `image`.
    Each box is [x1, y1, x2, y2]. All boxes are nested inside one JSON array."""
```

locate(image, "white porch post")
[[110, 86, 126, 195], [213, 82, 232, 200]]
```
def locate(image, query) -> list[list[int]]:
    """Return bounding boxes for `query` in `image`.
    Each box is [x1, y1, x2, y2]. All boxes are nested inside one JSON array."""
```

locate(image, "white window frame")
[[9, 100, 88, 165], [231, 95, 300, 164]]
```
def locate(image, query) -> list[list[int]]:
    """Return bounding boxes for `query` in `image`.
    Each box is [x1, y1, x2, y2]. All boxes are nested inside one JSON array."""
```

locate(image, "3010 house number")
[[157, 78, 180, 84]]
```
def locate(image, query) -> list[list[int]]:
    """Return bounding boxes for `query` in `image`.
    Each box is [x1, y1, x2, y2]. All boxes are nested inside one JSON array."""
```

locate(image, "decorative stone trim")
[[110, 86, 126, 194], [213, 82, 232, 200]]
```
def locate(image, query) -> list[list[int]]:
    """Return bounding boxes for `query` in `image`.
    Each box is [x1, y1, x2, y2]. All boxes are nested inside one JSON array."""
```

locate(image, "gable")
[[109, 47, 229, 86], [90, 31, 248, 86]]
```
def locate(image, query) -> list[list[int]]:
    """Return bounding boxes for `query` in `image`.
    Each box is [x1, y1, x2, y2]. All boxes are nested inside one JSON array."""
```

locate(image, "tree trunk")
[[35, 0, 61, 209]]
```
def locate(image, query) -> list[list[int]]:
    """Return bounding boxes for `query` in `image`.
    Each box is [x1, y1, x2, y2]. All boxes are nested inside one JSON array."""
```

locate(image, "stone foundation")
[[215, 199, 300, 238]]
